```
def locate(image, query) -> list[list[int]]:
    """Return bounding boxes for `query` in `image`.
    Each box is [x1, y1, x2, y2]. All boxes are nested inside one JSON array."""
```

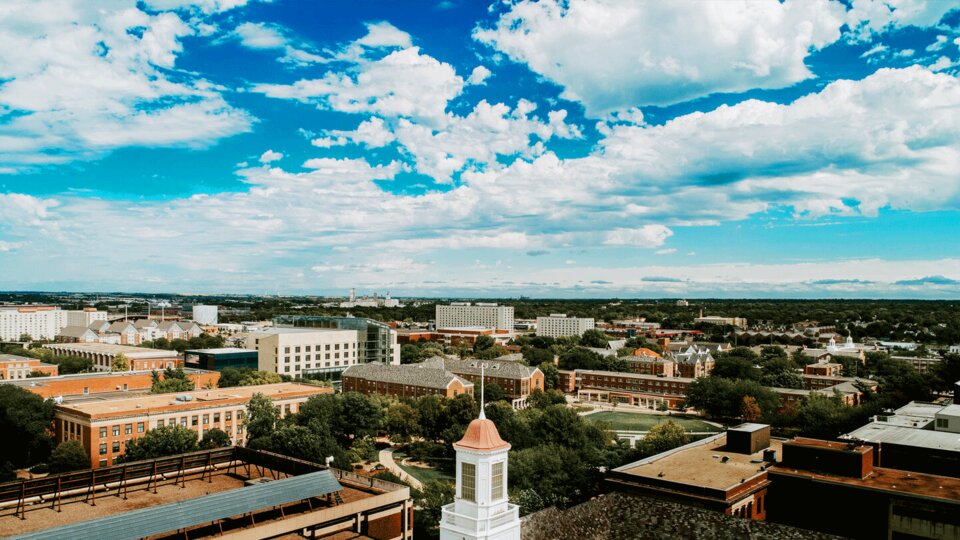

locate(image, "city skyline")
[[1, 0, 959, 297]]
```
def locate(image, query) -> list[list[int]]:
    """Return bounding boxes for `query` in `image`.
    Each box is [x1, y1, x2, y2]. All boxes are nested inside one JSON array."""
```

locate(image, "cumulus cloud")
[[846, 0, 958, 38], [603, 225, 673, 247], [0, 0, 253, 172], [259, 149, 283, 163], [467, 65, 492, 86], [229, 22, 325, 65], [475, 0, 846, 115]]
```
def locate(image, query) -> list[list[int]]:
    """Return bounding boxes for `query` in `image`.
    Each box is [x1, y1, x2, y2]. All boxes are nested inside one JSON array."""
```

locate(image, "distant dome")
[[454, 418, 510, 451]]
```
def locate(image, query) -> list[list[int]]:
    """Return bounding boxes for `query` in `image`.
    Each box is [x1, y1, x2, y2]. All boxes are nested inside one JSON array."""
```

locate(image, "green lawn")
[[586, 411, 721, 433], [397, 461, 454, 485]]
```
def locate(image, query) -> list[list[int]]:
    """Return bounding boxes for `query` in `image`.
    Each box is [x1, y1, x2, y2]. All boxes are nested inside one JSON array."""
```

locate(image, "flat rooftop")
[[615, 433, 782, 491], [249, 327, 353, 335], [769, 464, 960, 503], [56, 383, 328, 418], [894, 401, 946, 419], [0, 353, 36, 363], [184, 347, 255, 354], [843, 422, 960, 452], [43, 343, 176, 357], [5, 367, 213, 387]]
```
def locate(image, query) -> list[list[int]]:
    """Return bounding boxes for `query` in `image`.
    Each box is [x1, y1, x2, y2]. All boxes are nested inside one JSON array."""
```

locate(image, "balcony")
[[440, 503, 520, 532]]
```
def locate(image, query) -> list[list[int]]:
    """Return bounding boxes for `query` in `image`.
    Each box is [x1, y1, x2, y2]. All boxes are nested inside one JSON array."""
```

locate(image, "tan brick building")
[[0, 353, 58, 380], [43, 342, 181, 371], [6, 368, 219, 399], [53, 383, 331, 468]]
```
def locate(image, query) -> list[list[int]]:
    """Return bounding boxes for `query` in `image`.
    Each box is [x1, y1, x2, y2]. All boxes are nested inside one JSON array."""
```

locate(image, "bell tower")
[[440, 366, 521, 540]]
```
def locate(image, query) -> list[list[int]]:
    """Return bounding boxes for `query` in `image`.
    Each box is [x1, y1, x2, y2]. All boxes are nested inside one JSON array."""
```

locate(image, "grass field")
[[397, 462, 454, 485], [586, 411, 721, 433]]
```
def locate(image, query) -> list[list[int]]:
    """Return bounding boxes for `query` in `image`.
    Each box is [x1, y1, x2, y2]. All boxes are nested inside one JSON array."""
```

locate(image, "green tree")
[[335, 392, 383, 442], [200, 428, 232, 449], [122, 425, 198, 462], [385, 402, 420, 442], [640, 420, 689, 455], [48, 440, 90, 473], [537, 361, 559, 389], [712, 349, 761, 380], [579, 329, 609, 348], [473, 334, 496, 352], [151, 367, 195, 394], [932, 353, 960, 391], [111, 353, 130, 372], [522, 347, 553, 366], [239, 370, 283, 386], [245, 393, 281, 443], [348, 435, 377, 463], [558, 347, 605, 370], [259, 425, 346, 467], [413, 480, 455, 538], [0, 386, 55, 467], [400, 343, 422, 364], [52, 356, 94, 375], [481, 381, 506, 404], [218, 367, 253, 388], [26, 370, 50, 378]]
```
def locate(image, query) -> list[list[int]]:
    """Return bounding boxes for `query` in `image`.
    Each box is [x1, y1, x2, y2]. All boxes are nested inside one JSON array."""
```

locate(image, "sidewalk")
[[378, 447, 423, 491]]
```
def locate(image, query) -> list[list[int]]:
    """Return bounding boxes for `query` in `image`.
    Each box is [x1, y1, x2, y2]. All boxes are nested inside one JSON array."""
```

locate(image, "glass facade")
[[273, 315, 393, 365], [183, 349, 259, 371]]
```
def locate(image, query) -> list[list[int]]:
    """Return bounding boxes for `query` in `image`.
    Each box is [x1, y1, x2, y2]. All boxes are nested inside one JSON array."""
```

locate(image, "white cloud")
[[311, 117, 395, 148], [475, 0, 846, 115], [259, 149, 283, 163], [0, 1, 253, 172], [655, 248, 677, 255], [928, 56, 959, 71], [603, 225, 673, 247], [144, 0, 261, 13], [846, 0, 957, 38], [467, 65, 492, 86], [230, 22, 325, 65], [254, 46, 464, 125]]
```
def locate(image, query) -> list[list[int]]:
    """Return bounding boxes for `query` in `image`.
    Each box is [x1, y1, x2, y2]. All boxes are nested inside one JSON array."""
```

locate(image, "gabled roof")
[[439, 356, 540, 380], [342, 363, 472, 390], [108, 321, 136, 333], [59, 326, 97, 339], [134, 319, 158, 328], [88, 320, 110, 331]]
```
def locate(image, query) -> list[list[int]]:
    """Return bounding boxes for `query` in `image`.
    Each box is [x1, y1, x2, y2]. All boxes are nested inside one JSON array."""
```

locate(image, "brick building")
[[804, 361, 843, 377], [422, 356, 544, 407], [624, 349, 675, 377], [609, 425, 960, 539], [342, 363, 474, 399], [668, 345, 715, 378], [53, 382, 331, 468], [43, 342, 181, 371], [571, 369, 693, 410], [0, 353, 58, 380], [5, 368, 219, 399]]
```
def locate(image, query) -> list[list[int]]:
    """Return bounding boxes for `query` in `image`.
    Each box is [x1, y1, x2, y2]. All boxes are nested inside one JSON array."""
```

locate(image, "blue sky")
[[0, 0, 959, 298]]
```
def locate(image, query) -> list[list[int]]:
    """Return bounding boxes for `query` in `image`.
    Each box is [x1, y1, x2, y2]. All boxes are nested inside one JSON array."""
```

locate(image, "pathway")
[[378, 447, 423, 491]]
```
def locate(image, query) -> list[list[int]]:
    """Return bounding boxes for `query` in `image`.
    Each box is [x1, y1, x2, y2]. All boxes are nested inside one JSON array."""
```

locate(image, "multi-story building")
[[0, 306, 105, 341], [669, 345, 716, 378], [184, 347, 259, 372], [893, 355, 942, 374], [342, 363, 474, 399], [570, 369, 693, 410], [53, 383, 331, 468], [157, 320, 203, 341], [608, 425, 960, 538], [694, 315, 748, 329], [624, 348, 675, 377], [535, 314, 595, 338], [43, 343, 181, 371], [273, 315, 400, 366], [65, 307, 107, 328], [191, 305, 219, 325], [5, 367, 218, 399], [436, 303, 514, 332], [0, 353, 58, 380], [423, 356, 543, 407], [803, 361, 843, 377], [247, 328, 360, 378]]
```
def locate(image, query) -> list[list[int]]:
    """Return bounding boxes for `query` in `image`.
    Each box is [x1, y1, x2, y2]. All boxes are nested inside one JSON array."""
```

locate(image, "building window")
[[214, 413, 220, 423], [461, 463, 476, 502], [112, 441, 120, 453], [191, 416, 198, 427], [157, 419, 164, 428], [99, 459, 107, 468], [112, 426, 120, 437], [99, 427, 107, 438], [937, 418, 949, 429], [492, 461, 504, 500], [203, 414, 209, 425], [226, 411, 232, 421], [99, 443, 107, 455], [125, 424, 132, 435], [137, 422, 144, 433], [83, 387, 89, 395]]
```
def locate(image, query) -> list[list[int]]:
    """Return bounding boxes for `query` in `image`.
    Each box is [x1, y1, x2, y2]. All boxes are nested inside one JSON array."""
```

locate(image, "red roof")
[[454, 418, 510, 451]]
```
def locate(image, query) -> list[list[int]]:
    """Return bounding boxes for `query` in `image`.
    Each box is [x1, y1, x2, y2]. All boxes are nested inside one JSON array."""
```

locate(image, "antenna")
[[479, 363, 486, 419]]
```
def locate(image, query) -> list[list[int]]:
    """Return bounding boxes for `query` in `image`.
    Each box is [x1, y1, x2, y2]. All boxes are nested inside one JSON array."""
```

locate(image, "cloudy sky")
[[1, 0, 959, 298]]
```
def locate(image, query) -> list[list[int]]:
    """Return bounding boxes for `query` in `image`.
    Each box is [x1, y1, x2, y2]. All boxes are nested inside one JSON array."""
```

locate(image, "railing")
[[440, 504, 520, 532]]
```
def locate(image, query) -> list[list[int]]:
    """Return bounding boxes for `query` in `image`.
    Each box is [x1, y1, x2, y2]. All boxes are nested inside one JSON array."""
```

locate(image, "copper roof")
[[454, 418, 510, 451]]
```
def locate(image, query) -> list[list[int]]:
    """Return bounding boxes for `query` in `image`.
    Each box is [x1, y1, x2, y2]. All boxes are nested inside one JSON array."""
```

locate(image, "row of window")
[[460, 462, 505, 503], [283, 343, 353, 354]]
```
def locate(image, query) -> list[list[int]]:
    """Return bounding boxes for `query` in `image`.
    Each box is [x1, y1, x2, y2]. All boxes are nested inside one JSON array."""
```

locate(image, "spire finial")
[[479, 362, 486, 419]]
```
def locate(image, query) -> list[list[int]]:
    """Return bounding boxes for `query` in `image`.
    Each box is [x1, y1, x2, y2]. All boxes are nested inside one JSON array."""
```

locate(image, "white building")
[[66, 308, 108, 328], [694, 315, 748, 329], [536, 313, 595, 338], [246, 328, 360, 378], [339, 290, 402, 308], [436, 303, 514, 332], [0, 306, 107, 341], [440, 403, 521, 540], [192, 305, 219, 325]]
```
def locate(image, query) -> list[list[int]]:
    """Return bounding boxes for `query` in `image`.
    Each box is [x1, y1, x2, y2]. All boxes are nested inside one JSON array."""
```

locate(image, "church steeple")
[[439, 364, 521, 540]]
